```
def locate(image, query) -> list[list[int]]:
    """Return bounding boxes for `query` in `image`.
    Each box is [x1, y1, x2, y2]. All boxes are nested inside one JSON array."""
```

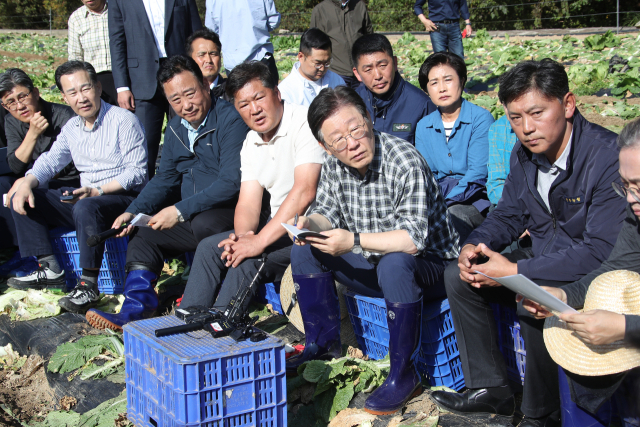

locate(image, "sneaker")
[[7, 262, 66, 290], [58, 281, 100, 313]]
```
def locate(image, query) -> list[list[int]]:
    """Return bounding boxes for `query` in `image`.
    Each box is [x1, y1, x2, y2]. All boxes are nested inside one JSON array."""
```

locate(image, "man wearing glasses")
[[7, 61, 147, 298], [0, 68, 79, 252], [277, 28, 345, 107], [431, 59, 626, 427], [284, 86, 459, 415]]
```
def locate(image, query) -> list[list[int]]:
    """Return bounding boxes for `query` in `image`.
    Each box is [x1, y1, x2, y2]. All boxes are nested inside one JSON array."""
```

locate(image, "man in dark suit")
[[109, 0, 202, 178]]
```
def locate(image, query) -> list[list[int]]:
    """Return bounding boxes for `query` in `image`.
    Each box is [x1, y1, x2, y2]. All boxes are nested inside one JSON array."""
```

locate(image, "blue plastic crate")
[[345, 293, 466, 391], [124, 315, 287, 427], [49, 227, 128, 294], [255, 282, 282, 314], [491, 304, 526, 385]]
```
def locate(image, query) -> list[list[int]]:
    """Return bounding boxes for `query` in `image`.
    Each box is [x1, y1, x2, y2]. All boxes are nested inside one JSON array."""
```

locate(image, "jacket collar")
[[421, 98, 471, 140]]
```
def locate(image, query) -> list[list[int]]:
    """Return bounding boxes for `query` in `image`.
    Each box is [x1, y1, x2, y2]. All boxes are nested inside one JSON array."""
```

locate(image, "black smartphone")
[[60, 193, 80, 201]]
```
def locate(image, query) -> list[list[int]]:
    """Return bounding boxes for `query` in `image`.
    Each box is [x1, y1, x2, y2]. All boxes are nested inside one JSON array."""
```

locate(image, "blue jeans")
[[430, 23, 464, 58], [290, 244, 448, 303]]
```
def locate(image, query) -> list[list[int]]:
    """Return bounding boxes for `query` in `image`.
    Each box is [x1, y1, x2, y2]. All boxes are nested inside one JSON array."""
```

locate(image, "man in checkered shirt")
[[285, 86, 459, 415]]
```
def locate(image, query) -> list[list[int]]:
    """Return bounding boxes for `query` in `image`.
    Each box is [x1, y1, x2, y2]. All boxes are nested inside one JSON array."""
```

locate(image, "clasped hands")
[[458, 243, 517, 288], [284, 215, 354, 257]]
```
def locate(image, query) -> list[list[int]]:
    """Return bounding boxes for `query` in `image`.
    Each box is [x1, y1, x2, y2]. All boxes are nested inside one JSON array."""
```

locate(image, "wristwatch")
[[96, 186, 104, 196], [352, 232, 363, 255], [175, 207, 185, 223]]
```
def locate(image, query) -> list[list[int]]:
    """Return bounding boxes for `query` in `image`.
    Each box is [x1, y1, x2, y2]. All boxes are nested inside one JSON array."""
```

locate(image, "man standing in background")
[[311, 0, 373, 89], [186, 28, 227, 99], [109, 0, 202, 178], [68, 0, 116, 105], [205, 0, 281, 86], [414, 0, 471, 58]]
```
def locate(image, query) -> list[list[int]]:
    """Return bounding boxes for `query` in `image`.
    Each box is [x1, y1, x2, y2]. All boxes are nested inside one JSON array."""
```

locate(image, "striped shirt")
[[27, 101, 148, 192], [67, 3, 111, 73], [311, 131, 460, 263]]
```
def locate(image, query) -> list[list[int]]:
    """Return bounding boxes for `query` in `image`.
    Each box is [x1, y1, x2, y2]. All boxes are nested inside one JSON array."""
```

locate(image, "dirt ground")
[[0, 355, 55, 426]]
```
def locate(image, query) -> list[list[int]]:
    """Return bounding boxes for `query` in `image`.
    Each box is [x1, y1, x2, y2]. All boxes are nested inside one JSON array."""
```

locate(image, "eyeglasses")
[[1, 89, 33, 111], [64, 83, 95, 99], [612, 181, 640, 204], [327, 121, 368, 152], [311, 59, 331, 70]]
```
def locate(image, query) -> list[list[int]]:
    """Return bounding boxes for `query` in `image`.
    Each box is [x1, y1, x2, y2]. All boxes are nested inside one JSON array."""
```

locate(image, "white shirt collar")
[[209, 75, 220, 90]]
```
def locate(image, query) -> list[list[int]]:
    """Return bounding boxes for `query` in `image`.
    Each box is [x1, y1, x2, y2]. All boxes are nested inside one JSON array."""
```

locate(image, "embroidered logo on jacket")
[[393, 123, 411, 132], [564, 196, 583, 204]]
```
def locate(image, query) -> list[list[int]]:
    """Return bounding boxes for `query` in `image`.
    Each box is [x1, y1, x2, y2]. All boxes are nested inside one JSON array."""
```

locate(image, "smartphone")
[[60, 193, 80, 201]]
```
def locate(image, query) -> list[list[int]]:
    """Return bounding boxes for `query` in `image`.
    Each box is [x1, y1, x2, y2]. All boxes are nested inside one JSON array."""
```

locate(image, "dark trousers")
[[97, 71, 117, 106], [11, 186, 136, 269], [339, 74, 362, 89], [261, 53, 279, 86], [291, 244, 448, 304], [448, 204, 486, 244], [179, 231, 292, 311], [430, 22, 465, 58], [1, 176, 81, 250], [125, 207, 236, 274], [134, 84, 175, 179], [444, 248, 570, 417]]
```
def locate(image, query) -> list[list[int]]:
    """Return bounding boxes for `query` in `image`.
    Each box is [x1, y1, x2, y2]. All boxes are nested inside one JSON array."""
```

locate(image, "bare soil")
[[0, 355, 56, 426]]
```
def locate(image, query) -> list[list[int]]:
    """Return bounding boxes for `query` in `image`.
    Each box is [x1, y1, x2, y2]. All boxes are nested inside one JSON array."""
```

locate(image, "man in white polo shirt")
[[278, 28, 344, 107], [179, 60, 324, 313]]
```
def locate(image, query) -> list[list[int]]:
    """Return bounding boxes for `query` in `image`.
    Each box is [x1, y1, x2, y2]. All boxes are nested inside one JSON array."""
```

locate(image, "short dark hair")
[[0, 68, 35, 99], [225, 60, 275, 101], [308, 86, 370, 143], [157, 55, 205, 91], [185, 28, 222, 57], [54, 61, 98, 92], [300, 28, 332, 56], [498, 58, 569, 106], [418, 52, 467, 91], [351, 34, 394, 68], [618, 117, 640, 150]]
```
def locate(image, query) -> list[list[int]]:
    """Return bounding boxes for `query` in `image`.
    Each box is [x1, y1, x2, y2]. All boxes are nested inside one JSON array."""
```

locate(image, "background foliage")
[[0, 0, 637, 31]]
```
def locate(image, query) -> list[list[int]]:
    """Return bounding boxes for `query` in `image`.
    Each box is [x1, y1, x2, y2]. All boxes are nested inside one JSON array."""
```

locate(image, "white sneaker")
[[7, 261, 66, 290], [58, 280, 100, 313]]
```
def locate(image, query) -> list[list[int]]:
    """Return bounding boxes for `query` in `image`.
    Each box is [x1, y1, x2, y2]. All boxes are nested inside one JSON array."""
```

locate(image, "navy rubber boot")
[[364, 298, 423, 415], [286, 272, 342, 374], [86, 268, 158, 332]]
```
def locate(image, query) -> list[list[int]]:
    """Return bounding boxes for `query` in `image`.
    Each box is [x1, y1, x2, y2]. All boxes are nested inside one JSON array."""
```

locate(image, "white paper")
[[2, 194, 6, 208], [131, 213, 153, 228], [474, 272, 577, 315], [281, 223, 328, 239]]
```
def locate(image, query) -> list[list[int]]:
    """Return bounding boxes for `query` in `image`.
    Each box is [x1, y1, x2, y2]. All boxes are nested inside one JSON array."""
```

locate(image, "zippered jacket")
[[126, 97, 249, 220], [310, 0, 372, 77], [465, 112, 626, 282], [355, 72, 436, 145]]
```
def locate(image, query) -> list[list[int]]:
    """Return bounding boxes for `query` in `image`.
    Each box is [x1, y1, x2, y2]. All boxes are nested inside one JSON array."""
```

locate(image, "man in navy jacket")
[[430, 59, 627, 427], [353, 34, 435, 145], [109, 0, 202, 178], [76, 57, 249, 330]]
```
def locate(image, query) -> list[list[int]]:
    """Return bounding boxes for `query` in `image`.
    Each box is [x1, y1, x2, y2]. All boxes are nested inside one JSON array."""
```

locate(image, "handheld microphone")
[[86, 224, 129, 247]]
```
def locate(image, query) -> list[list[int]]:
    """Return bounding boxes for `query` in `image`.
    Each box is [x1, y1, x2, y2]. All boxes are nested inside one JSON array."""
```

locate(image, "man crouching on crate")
[[430, 59, 627, 427], [177, 60, 325, 314], [285, 86, 460, 415]]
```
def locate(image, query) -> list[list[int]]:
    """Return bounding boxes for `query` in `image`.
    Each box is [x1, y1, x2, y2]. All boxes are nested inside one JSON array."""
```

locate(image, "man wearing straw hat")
[[522, 117, 640, 422], [430, 59, 627, 427]]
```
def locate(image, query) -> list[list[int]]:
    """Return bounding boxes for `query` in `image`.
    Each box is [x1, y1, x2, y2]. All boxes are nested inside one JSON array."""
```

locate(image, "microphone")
[[87, 224, 129, 247]]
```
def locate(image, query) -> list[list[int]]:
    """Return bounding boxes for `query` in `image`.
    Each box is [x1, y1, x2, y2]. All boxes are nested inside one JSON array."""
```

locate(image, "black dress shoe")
[[518, 410, 561, 427], [430, 388, 515, 420]]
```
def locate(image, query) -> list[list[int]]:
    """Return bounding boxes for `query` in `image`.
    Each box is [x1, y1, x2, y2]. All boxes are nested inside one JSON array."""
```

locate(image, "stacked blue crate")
[[49, 227, 128, 294], [124, 315, 287, 427], [345, 293, 465, 391], [491, 303, 526, 385]]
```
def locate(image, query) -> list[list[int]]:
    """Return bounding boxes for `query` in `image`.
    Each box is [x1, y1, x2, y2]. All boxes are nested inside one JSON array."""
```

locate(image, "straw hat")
[[543, 270, 640, 376], [280, 265, 359, 348]]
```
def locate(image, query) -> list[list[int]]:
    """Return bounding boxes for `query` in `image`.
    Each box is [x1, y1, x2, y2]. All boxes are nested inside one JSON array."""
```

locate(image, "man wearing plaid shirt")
[[285, 86, 460, 415], [68, 0, 116, 105]]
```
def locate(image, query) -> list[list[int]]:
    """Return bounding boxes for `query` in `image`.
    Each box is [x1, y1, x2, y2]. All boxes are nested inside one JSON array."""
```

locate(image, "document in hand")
[[474, 272, 578, 315], [281, 223, 329, 240], [131, 213, 153, 228]]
